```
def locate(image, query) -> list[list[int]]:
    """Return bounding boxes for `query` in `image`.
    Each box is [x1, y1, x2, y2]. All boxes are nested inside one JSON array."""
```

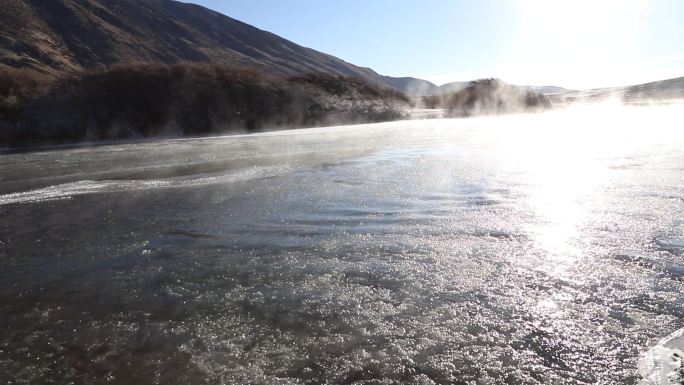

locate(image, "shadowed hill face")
[[0, 0, 384, 83]]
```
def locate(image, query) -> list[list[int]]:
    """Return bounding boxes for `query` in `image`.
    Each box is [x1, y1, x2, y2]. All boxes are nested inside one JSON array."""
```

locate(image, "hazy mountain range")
[[378, 77, 471, 96], [557, 77, 684, 102]]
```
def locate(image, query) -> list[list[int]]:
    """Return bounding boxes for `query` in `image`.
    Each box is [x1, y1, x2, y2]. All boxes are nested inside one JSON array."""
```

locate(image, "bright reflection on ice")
[[518, 126, 605, 274], [487, 104, 684, 277]]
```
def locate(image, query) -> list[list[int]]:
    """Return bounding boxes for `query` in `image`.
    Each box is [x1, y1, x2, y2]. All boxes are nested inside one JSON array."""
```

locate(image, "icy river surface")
[[1, 105, 684, 384]]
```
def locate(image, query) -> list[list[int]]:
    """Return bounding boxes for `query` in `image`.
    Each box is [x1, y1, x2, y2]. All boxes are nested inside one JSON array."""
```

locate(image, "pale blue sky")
[[188, 0, 684, 89]]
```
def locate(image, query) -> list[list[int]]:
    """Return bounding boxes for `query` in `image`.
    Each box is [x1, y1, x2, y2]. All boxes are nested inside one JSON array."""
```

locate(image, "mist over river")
[[1, 105, 684, 384]]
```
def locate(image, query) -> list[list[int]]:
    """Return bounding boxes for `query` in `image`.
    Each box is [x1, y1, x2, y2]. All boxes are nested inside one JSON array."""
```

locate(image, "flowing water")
[[1, 105, 683, 385]]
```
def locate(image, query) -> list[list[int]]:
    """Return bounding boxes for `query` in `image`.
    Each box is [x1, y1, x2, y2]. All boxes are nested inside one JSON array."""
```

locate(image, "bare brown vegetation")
[[421, 79, 551, 117], [445, 79, 551, 117], [420, 94, 447, 109], [0, 64, 410, 147], [0, 68, 52, 120]]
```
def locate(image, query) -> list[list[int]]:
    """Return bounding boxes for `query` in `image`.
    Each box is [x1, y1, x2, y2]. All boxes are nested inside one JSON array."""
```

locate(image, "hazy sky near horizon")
[[189, 0, 684, 89]]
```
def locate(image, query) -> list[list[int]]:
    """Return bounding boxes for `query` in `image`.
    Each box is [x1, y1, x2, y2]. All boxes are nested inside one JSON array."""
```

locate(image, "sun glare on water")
[[491, 105, 683, 278]]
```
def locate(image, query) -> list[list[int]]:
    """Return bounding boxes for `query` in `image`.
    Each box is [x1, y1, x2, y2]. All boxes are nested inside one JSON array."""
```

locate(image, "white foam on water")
[[0, 165, 293, 206], [639, 328, 684, 385]]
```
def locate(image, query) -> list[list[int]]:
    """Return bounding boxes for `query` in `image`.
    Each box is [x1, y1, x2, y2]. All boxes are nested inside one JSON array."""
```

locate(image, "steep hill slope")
[[0, 0, 389, 85]]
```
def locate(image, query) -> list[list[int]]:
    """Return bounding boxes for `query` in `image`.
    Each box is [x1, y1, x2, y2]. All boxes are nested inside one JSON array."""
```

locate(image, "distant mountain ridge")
[[377, 77, 471, 96], [379, 76, 440, 96], [524, 86, 575, 95], [556, 76, 684, 102]]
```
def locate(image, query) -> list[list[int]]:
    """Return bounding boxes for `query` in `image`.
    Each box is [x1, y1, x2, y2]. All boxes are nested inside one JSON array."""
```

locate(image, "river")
[[1, 105, 683, 384]]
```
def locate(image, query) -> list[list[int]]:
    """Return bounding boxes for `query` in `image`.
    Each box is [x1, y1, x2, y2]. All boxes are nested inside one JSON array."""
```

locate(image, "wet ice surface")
[[1, 105, 684, 384]]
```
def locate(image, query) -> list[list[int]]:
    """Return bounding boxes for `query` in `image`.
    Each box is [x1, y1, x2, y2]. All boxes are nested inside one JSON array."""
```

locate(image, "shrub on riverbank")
[[0, 68, 52, 121], [416, 79, 551, 116], [444, 79, 551, 117], [0, 64, 410, 147]]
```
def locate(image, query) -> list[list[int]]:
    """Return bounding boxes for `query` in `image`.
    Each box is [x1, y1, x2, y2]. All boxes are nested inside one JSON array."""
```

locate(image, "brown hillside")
[[0, 0, 385, 84]]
